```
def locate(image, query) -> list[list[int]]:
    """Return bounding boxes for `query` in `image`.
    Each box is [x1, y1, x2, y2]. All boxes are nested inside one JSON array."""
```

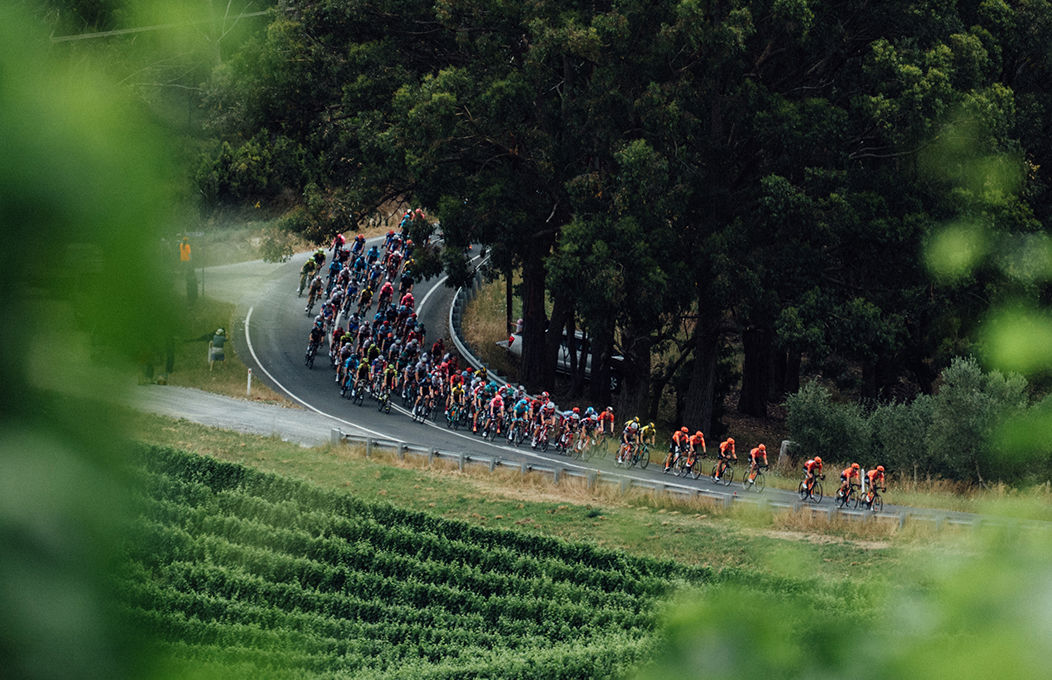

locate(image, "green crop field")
[[121, 446, 719, 679]]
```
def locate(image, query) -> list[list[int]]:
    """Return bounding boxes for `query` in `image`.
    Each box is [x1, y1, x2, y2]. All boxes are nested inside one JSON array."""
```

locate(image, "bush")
[[785, 380, 869, 464], [868, 395, 933, 478], [925, 356, 1028, 484], [787, 357, 1034, 485], [258, 225, 295, 263]]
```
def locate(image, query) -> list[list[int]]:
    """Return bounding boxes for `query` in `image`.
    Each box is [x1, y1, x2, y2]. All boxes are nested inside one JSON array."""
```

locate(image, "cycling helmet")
[[757, 443, 764, 451], [814, 457, 822, 464], [876, 465, 885, 472], [573, 407, 580, 414], [648, 422, 655, 428], [606, 406, 613, 412], [852, 462, 860, 469], [695, 431, 703, 437], [542, 391, 549, 399], [727, 437, 735, 444]]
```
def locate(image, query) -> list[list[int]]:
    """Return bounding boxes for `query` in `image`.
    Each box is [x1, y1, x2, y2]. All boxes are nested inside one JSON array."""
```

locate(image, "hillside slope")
[[119, 446, 721, 679]]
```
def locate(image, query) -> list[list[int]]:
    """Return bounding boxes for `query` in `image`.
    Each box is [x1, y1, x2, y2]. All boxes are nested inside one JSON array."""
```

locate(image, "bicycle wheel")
[[835, 489, 850, 509], [811, 480, 823, 503], [638, 445, 650, 469], [872, 494, 883, 512], [720, 465, 734, 486]]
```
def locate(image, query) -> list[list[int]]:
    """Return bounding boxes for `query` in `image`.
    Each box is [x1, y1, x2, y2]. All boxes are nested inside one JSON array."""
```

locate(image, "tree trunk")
[[587, 320, 614, 406], [519, 248, 548, 391], [543, 295, 571, 389], [738, 326, 771, 417], [617, 327, 653, 421], [785, 350, 801, 395], [680, 316, 720, 433], [505, 266, 513, 336]]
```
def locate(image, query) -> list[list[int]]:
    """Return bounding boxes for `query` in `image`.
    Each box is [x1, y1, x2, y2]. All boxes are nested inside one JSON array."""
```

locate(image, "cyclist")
[[446, 381, 466, 419], [509, 396, 530, 440], [745, 443, 768, 483], [713, 437, 736, 481], [305, 275, 324, 313], [306, 321, 324, 358], [664, 426, 690, 472], [298, 256, 317, 296], [351, 233, 366, 257], [617, 418, 640, 464], [331, 232, 346, 257], [689, 430, 707, 458], [381, 360, 399, 397], [837, 462, 862, 502], [599, 406, 616, 438], [485, 391, 505, 435], [863, 465, 886, 507], [802, 456, 824, 493], [352, 354, 371, 396]]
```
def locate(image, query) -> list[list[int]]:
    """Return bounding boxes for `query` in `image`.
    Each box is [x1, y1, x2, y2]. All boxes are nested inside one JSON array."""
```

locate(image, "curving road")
[[231, 241, 977, 525]]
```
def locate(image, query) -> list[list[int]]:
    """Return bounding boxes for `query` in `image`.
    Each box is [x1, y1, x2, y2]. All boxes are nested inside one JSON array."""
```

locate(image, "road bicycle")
[[305, 287, 321, 316], [799, 475, 824, 504], [855, 486, 885, 512], [375, 384, 392, 414], [741, 465, 767, 492], [835, 482, 861, 509], [571, 432, 593, 461], [304, 340, 319, 369], [506, 416, 528, 447], [675, 452, 701, 479], [352, 379, 368, 406], [709, 459, 734, 486]]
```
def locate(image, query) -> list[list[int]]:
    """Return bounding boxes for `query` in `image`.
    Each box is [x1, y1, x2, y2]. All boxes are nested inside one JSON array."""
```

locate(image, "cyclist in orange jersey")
[[802, 457, 823, 492], [714, 437, 736, 481], [838, 462, 861, 501], [745, 443, 767, 482], [863, 465, 886, 506], [664, 427, 690, 472]]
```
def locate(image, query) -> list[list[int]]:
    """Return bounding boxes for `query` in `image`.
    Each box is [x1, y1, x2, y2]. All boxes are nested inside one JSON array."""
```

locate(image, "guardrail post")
[[330, 428, 342, 446], [553, 467, 561, 485], [457, 453, 465, 471], [520, 462, 527, 476], [620, 479, 631, 494], [489, 458, 498, 472], [587, 471, 597, 490], [429, 449, 436, 465], [365, 438, 373, 458]]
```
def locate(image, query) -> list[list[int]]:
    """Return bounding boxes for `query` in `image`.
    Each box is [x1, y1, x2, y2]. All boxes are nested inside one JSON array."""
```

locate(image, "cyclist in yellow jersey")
[[639, 422, 656, 445]]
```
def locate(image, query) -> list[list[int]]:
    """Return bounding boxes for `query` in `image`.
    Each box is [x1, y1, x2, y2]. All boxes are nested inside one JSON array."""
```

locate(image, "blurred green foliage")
[[638, 528, 1052, 680], [1, 2, 179, 679]]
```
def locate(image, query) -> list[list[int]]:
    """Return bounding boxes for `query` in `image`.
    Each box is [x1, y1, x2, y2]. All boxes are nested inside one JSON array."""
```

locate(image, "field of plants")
[[121, 446, 728, 679]]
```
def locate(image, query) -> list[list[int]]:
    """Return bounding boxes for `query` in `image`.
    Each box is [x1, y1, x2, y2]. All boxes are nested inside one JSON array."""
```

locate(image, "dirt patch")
[[762, 528, 890, 550]]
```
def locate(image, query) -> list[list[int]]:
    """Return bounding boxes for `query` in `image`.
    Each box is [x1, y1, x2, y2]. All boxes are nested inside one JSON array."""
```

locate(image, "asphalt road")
[[228, 241, 906, 516]]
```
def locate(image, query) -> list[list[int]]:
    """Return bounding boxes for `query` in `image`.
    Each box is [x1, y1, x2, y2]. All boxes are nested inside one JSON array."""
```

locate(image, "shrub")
[[925, 356, 1028, 485], [785, 380, 869, 463], [868, 395, 934, 478]]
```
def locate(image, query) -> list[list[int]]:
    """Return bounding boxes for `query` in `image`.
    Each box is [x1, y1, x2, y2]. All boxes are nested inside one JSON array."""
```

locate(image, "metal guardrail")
[[327, 428, 1041, 531], [448, 256, 515, 389]]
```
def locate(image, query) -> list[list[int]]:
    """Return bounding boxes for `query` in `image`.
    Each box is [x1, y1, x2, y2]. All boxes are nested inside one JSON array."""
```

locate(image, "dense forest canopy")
[[184, 2, 1052, 436]]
